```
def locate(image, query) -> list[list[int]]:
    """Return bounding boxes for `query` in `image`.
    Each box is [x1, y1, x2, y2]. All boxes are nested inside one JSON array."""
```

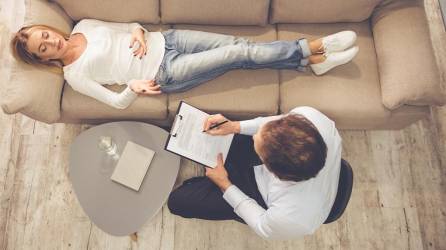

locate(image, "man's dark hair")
[[260, 114, 327, 182]]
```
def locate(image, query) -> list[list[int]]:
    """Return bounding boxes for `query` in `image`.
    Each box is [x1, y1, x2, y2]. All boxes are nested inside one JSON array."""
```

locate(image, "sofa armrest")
[[1, 63, 65, 123], [0, 0, 73, 123], [371, 0, 445, 109]]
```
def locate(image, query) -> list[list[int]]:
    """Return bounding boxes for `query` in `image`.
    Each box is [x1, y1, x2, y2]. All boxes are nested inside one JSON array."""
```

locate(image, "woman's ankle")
[[309, 39, 323, 55], [309, 54, 326, 64]]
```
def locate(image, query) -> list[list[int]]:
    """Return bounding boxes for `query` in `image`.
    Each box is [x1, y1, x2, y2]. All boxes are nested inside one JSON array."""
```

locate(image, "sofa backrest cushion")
[[271, 0, 383, 23], [28, 0, 73, 32], [161, 0, 270, 25], [52, 0, 160, 24]]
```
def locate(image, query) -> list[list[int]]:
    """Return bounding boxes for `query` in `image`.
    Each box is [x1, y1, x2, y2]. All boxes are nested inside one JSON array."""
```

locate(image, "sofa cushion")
[[271, 0, 382, 23], [26, 0, 73, 31], [278, 22, 394, 129], [371, 0, 445, 109], [1, 0, 73, 123], [53, 0, 160, 24], [61, 84, 167, 120], [167, 25, 279, 120], [60, 24, 169, 121], [161, 0, 269, 26]]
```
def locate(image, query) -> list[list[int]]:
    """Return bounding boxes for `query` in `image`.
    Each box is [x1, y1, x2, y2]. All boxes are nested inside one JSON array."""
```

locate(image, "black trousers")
[[167, 134, 268, 223]]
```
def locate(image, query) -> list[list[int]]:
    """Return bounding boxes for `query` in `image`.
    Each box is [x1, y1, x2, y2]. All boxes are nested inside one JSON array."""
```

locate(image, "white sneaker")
[[320, 31, 357, 54], [310, 46, 359, 76]]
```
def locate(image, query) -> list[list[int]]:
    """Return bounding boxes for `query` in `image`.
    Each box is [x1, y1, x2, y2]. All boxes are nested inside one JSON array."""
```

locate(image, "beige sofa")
[[1, 0, 444, 129]]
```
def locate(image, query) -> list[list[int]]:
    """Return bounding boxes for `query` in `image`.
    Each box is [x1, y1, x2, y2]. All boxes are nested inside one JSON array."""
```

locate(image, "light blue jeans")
[[154, 29, 312, 93]]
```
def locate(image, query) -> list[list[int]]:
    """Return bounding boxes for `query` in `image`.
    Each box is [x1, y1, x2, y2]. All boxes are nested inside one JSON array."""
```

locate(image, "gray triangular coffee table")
[[69, 121, 180, 238]]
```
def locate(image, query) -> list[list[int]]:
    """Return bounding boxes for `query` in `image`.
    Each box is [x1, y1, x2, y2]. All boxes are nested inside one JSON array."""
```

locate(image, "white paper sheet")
[[166, 102, 234, 168]]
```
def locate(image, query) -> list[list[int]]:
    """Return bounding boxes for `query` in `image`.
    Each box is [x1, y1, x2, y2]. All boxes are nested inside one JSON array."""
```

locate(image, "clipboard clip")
[[170, 114, 183, 137]]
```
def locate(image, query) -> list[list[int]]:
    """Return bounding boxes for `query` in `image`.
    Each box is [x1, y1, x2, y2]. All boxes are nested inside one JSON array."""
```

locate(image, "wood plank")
[[0, 114, 22, 249], [4, 134, 51, 249], [136, 205, 175, 250]]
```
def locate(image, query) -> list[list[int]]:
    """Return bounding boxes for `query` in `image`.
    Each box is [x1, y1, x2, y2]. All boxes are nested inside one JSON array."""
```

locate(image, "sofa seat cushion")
[[167, 25, 280, 120], [161, 0, 269, 25], [278, 22, 395, 129], [54, 0, 160, 24], [61, 84, 168, 120]]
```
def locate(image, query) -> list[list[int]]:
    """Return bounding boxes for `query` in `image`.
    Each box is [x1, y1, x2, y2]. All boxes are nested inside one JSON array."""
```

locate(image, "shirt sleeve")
[[66, 74, 138, 110], [76, 19, 148, 34], [239, 115, 283, 135], [223, 185, 309, 239]]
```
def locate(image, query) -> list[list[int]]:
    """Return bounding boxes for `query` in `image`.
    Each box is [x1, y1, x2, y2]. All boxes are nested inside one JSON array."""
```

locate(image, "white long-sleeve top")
[[62, 19, 165, 109], [223, 106, 342, 239]]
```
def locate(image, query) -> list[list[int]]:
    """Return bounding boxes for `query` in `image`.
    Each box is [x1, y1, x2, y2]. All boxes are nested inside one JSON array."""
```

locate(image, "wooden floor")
[[1, 0, 445, 249]]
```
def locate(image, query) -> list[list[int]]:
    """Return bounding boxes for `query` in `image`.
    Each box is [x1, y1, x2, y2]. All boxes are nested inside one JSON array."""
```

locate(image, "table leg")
[[130, 232, 138, 242]]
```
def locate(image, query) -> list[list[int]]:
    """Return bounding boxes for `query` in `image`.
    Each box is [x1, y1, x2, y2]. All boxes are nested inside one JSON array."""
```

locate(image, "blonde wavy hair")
[[10, 24, 69, 73]]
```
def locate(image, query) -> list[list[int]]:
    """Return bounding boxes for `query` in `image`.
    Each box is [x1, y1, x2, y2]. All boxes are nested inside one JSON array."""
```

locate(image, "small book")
[[111, 141, 155, 191], [165, 101, 234, 168]]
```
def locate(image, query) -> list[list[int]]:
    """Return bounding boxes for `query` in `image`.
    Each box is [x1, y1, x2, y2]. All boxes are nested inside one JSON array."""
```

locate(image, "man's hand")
[[203, 114, 240, 135], [130, 28, 147, 59], [205, 153, 232, 192], [130, 79, 162, 95]]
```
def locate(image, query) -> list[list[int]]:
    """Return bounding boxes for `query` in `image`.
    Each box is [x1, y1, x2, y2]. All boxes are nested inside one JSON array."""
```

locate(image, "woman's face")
[[25, 27, 67, 61]]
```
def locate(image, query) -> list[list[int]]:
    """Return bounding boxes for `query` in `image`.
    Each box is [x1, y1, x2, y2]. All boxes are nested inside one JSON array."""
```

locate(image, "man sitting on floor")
[[167, 106, 342, 239]]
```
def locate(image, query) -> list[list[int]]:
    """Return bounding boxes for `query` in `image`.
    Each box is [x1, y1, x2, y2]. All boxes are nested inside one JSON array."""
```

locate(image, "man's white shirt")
[[222, 106, 342, 239]]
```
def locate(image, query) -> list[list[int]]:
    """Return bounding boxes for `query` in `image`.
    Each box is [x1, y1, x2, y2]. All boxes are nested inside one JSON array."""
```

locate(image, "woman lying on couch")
[[11, 19, 358, 109]]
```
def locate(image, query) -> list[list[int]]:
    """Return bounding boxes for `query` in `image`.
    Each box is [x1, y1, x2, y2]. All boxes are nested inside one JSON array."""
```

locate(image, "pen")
[[203, 120, 228, 132]]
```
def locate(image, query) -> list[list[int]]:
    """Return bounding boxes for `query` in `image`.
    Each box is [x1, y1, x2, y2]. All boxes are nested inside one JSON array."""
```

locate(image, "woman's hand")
[[130, 80, 162, 95], [205, 153, 232, 192], [203, 114, 240, 135], [130, 28, 147, 59]]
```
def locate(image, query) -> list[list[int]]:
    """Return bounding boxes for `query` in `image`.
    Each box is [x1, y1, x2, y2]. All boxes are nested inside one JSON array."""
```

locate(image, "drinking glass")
[[98, 136, 119, 160]]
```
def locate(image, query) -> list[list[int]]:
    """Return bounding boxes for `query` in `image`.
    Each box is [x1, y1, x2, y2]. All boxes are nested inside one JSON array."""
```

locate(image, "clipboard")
[[164, 100, 187, 147], [164, 101, 234, 168]]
